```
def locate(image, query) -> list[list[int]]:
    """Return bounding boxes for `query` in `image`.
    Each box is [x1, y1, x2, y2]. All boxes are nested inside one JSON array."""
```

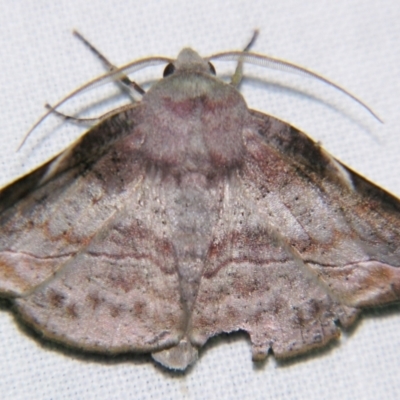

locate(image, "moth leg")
[[230, 29, 259, 87], [44, 102, 135, 125], [73, 30, 145, 96]]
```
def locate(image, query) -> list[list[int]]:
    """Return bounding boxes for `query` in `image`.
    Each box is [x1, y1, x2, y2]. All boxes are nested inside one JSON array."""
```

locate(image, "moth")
[[0, 32, 399, 371]]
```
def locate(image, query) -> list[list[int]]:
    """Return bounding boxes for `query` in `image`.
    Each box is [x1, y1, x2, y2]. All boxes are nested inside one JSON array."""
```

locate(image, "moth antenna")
[[73, 30, 145, 96], [231, 29, 259, 87], [209, 51, 383, 123], [17, 56, 172, 151]]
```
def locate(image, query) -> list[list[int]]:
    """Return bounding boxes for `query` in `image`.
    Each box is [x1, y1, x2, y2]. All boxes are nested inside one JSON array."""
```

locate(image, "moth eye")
[[163, 63, 176, 77], [208, 62, 216, 75]]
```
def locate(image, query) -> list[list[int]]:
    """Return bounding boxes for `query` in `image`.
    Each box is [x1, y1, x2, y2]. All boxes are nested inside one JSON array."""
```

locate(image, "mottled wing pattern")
[[0, 106, 185, 353], [191, 111, 400, 360]]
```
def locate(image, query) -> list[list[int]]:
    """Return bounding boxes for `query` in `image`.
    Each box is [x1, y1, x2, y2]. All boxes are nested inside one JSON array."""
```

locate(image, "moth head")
[[163, 48, 216, 77]]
